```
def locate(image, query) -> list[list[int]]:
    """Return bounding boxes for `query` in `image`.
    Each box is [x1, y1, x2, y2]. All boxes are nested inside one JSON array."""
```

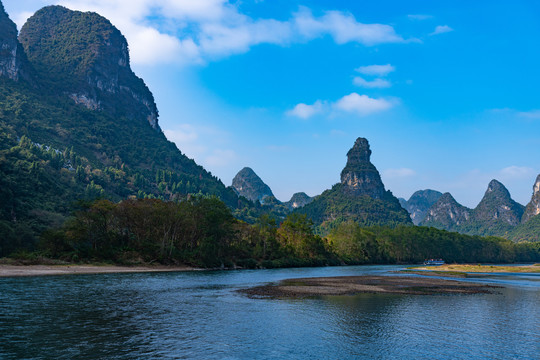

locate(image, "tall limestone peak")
[[0, 1, 32, 82], [232, 167, 274, 203], [402, 189, 443, 225], [421, 192, 471, 230], [285, 192, 313, 210], [472, 179, 524, 226], [340, 137, 385, 199], [522, 174, 540, 223], [296, 137, 412, 233], [18, 5, 159, 129]]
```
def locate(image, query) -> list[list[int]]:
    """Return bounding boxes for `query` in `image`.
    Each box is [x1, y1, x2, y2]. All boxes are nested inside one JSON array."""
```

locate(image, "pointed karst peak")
[[340, 137, 385, 199], [347, 137, 372, 165], [231, 167, 274, 203], [474, 179, 524, 226], [486, 179, 508, 194]]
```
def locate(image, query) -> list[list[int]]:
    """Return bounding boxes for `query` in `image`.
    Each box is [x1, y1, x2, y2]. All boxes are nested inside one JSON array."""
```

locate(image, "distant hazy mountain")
[[296, 137, 412, 233], [421, 180, 525, 237], [421, 193, 471, 231], [285, 192, 313, 210], [400, 190, 443, 225], [231, 167, 274, 203]]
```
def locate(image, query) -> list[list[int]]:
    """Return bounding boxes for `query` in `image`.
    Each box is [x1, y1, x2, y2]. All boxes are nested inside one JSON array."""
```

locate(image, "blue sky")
[[5, 0, 540, 207]]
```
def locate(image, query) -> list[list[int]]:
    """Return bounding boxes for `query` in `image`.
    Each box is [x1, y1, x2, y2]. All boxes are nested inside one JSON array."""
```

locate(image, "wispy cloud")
[[430, 25, 454, 36], [408, 14, 433, 21], [205, 149, 237, 167], [382, 168, 416, 178], [489, 108, 540, 120], [499, 166, 536, 179], [353, 76, 391, 88], [286, 100, 324, 119], [517, 110, 540, 120], [355, 64, 395, 76]]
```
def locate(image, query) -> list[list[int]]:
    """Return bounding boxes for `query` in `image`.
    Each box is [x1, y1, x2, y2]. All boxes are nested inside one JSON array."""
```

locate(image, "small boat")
[[423, 259, 445, 266]]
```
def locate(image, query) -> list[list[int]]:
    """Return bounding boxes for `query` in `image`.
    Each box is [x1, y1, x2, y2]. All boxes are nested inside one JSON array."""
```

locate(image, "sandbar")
[[409, 263, 540, 274], [0, 264, 196, 278], [241, 275, 499, 298]]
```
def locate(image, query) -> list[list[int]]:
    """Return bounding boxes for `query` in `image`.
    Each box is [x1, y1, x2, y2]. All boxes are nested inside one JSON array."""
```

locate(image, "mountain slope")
[[0, 3, 248, 254], [0, 3, 32, 82], [420, 193, 471, 231], [522, 174, 540, 223], [461, 179, 524, 236], [421, 180, 524, 237], [296, 137, 412, 233]]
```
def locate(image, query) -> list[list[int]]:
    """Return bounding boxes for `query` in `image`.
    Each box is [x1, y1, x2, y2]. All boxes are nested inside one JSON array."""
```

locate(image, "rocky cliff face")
[[18, 6, 159, 129], [401, 189, 443, 225], [421, 193, 471, 229], [0, 2, 31, 82], [232, 167, 274, 203], [285, 192, 313, 210], [522, 174, 540, 223], [340, 138, 385, 199], [472, 179, 524, 226]]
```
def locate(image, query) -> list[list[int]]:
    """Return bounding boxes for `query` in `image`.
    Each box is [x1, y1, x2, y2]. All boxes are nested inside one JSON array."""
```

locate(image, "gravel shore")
[[241, 275, 500, 298], [0, 264, 196, 277]]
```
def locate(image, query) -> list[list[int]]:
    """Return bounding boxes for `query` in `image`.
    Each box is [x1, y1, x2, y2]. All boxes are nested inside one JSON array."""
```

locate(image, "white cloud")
[[407, 14, 433, 21], [294, 8, 404, 45], [333, 93, 394, 116], [430, 25, 454, 36], [47, 2, 408, 65], [286, 100, 324, 119], [383, 168, 416, 178], [353, 76, 391, 88], [355, 64, 395, 76]]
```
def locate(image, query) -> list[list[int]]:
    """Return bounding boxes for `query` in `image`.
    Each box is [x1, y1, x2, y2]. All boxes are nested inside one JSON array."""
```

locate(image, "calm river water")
[[0, 265, 538, 359]]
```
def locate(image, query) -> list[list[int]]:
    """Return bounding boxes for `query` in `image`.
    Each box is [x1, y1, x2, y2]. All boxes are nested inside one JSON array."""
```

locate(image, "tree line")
[[18, 197, 539, 268]]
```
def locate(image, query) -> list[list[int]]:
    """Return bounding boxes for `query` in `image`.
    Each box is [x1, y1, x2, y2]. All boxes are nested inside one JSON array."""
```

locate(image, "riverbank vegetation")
[[3, 197, 539, 268]]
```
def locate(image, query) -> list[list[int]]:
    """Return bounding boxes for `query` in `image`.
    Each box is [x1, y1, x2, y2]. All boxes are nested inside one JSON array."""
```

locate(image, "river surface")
[[0, 265, 538, 359]]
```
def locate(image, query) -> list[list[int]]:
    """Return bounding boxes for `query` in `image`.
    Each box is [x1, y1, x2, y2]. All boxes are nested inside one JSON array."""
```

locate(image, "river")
[[0, 265, 538, 359]]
